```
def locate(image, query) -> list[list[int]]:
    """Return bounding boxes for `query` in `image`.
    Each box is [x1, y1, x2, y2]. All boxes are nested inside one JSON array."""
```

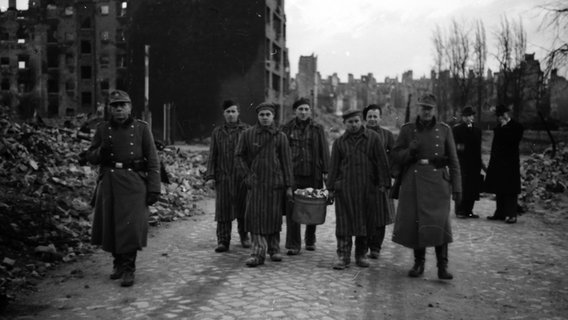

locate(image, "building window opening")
[[82, 91, 92, 107], [48, 78, 58, 93], [18, 55, 28, 69], [65, 6, 73, 16], [120, 1, 127, 16], [81, 18, 91, 29], [81, 40, 91, 54], [100, 5, 109, 15], [272, 73, 280, 92], [1, 57, 9, 66], [1, 79, 10, 91], [81, 66, 92, 79]]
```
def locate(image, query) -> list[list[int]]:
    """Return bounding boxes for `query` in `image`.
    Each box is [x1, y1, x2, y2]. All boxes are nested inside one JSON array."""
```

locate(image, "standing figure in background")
[[391, 93, 461, 280], [452, 106, 485, 219], [484, 105, 524, 224], [363, 104, 395, 260], [205, 100, 251, 252], [327, 109, 391, 270], [282, 98, 330, 255], [80, 90, 161, 287], [235, 102, 294, 267]]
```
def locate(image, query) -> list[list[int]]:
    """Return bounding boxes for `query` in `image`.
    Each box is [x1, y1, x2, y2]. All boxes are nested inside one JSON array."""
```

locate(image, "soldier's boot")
[[408, 248, 426, 278], [120, 252, 137, 287], [332, 255, 349, 270], [110, 253, 123, 280], [435, 244, 453, 280]]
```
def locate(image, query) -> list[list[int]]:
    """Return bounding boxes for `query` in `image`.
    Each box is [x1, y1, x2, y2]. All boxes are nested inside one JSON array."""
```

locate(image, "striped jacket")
[[327, 127, 391, 236], [368, 125, 395, 226], [205, 120, 250, 222], [235, 124, 294, 234], [281, 117, 330, 188]]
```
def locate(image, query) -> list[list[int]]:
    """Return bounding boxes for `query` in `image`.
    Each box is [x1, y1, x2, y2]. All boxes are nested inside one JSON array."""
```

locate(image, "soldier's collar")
[[110, 116, 134, 128], [416, 116, 437, 130]]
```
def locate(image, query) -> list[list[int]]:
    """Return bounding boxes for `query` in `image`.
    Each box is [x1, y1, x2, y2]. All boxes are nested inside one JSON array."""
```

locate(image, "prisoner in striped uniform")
[[327, 109, 391, 270], [235, 102, 294, 267], [363, 104, 395, 260], [205, 100, 251, 253], [281, 98, 330, 255]]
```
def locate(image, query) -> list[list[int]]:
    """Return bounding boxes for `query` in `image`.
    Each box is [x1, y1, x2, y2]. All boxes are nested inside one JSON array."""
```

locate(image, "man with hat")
[[205, 100, 251, 253], [484, 105, 524, 224], [452, 106, 486, 218], [235, 102, 294, 267], [80, 89, 161, 287], [281, 98, 330, 255], [326, 108, 390, 270], [391, 92, 461, 280]]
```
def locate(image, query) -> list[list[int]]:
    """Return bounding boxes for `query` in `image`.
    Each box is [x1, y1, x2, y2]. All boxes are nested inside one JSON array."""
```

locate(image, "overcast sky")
[[2, 0, 563, 82], [286, 0, 564, 82]]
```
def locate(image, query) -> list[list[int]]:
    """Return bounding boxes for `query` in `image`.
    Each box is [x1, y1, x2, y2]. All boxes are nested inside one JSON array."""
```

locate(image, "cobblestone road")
[[4, 197, 568, 320]]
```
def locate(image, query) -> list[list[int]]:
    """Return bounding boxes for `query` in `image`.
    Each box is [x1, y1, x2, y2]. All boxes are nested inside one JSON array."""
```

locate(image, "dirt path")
[[3, 197, 568, 320]]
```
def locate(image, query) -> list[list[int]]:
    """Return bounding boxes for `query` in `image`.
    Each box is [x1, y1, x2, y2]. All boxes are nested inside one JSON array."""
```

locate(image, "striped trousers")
[[250, 233, 280, 261], [336, 236, 368, 260], [217, 218, 246, 245]]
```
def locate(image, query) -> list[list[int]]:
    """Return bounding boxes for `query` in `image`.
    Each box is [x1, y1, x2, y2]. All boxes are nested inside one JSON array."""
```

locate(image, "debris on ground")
[[520, 142, 568, 224], [0, 106, 211, 310]]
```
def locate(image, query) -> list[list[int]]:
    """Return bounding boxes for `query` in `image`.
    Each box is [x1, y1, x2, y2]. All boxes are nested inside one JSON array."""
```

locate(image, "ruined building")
[[0, 0, 289, 141], [0, 0, 129, 118]]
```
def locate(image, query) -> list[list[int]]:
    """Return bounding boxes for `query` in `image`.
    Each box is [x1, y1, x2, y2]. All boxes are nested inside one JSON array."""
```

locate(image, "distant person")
[[326, 109, 390, 270], [79, 90, 161, 287], [235, 102, 294, 267], [391, 93, 461, 280], [484, 105, 524, 224], [205, 100, 251, 252], [281, 98, 330, 255], [452, 106, 486, 218], [363, 104, 395, 259]]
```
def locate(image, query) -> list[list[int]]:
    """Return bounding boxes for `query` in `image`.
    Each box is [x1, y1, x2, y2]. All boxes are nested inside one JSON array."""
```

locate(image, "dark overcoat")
[[281, 118, 330, 188], [235, 124, 294, 234], [484, 119, 524, 195], [326, 128, 391, 236], [391, 117, 461, 249], [452, 122, 483, 201], [205, 121, 250, 222], [85, 118, 161, 254], [368, 126, 395, 226]]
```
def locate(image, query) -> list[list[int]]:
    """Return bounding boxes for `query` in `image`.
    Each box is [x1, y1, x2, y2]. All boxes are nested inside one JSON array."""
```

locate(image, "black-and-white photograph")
[[0, 0, 567, 319]]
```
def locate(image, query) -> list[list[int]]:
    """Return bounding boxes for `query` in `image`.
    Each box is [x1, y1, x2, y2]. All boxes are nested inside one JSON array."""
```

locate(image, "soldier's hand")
[[146, 192, 161, 206], [205, 179, 215, 189], [99, 145, 112, 162], [452, 192, 462, 204], [409, 139, 420, 156]]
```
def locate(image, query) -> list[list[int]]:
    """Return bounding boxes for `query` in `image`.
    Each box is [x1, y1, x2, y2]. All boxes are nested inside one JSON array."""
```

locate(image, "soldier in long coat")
[[484, 105, 524, 224], [452, 106, 485, 218], [235, 102, 294, 267], [391, 93, 461, 280], [205, 100, 251, 252], [81, 90, 161, 287], [281, 98, 330, 255], [363, 104, 395, 260], [327, 109, 390, 270]]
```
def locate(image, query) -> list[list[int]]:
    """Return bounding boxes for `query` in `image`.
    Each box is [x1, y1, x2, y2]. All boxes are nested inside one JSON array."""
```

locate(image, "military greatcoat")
[[205, 121, 250, 222], [326, 127, 391, 237], [235, 124, 294, 234], [484, 119, 524, 195], [452, 122, 484, 201], [391, 117, 461, 249], [85, 118, 161, 254]]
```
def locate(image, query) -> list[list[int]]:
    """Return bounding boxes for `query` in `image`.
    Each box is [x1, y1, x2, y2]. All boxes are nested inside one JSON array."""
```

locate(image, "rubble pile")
[[0, 106, 210, 308], [520, 142, 568, 222]]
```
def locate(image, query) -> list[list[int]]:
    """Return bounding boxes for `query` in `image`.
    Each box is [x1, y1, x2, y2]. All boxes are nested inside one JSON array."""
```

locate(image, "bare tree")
[[538, 1, 568, 77], [472, 19, 487, 124], [431, 24, 449, 120], [445, 19, 472, 114]]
